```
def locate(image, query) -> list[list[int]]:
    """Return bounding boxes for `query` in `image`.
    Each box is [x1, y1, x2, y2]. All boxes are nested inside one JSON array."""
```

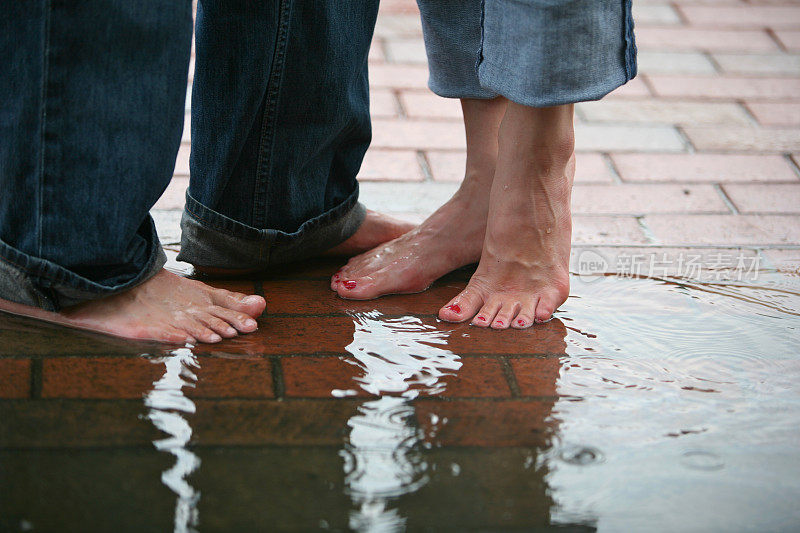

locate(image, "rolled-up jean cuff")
[[0, 218, 166, 312], [177, 187, 367, 269]]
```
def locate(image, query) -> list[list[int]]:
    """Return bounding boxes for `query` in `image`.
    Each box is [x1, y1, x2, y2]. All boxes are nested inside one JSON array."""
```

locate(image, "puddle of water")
[[2, 269, 800, 531]]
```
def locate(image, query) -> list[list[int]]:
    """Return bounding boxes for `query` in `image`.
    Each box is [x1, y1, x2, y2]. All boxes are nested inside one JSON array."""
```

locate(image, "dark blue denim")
[[0, 1, 192, 310], [177, 0, 378, 269]]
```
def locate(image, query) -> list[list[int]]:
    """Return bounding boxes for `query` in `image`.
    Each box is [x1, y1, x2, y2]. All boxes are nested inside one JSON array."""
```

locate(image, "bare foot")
[[325, 209, 415, 256], [438, 103, 575, 329], [192, 209, 414, 277], [332, 188, 488, 299], [332, 98, 508, 299], [0, 269, 266, 343]]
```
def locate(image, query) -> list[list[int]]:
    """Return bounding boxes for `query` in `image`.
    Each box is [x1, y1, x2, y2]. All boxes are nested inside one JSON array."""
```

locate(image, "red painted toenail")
[[477, 315, 485, 321], [496, 320, 504, 326], [446, 304, 461, 313], [517, 319, 525, 326], [333, 274, 340, 280], [343, 280, 357, 289]]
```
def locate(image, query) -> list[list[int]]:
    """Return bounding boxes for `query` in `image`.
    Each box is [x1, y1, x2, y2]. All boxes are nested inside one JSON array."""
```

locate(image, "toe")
[[211, 289, 266, 318], [491, 301, 520, 330], [534, 295, 558, 323], [512, 299, 538, 329], [335, 275, 381, 300], [209, 306, 259, 333], [440, 287, 485, 323], [195, 312, 239, 338], [471, 299, 501, 328], [330, 270, 343, 291]]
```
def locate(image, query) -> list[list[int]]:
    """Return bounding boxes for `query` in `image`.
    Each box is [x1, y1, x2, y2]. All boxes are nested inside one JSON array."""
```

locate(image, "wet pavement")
[[2, 257, 800, 532]]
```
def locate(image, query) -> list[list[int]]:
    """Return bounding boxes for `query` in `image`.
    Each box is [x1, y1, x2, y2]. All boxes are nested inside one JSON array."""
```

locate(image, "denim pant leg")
[[178, 0, 377, 270], [0, 1, 193, 310], [416, 0, 637, 107]]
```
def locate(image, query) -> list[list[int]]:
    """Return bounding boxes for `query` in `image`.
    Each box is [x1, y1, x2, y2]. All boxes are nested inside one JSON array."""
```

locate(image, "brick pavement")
[[153, 0, 800, 272]]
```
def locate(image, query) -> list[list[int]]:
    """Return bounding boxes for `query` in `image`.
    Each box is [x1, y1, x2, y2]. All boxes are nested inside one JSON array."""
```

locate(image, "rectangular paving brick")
[[374, 13, 422, 38], [746, 102, 800, 126], [0, 359, 31, 399], [648, 75, 800, 99], [360, 181, 459, 215], [282, 356, 510, 398], [416, 400, 556, 447], [604, 77, 652, 98], [153, 176, 188, 210], [370, 89, 400, 118], [635, 28, 778, 52], [372, 118, 465, 150], [572, 184, 729, 214], [399, 92, 462, 119], [633, 4, 682, 25], [761, 249, 800, 273], [369, 64, 429, 89], [368, 42, 385, 63], [775, 30, 800, 52], [645, 214, 800, 244], [574, 124, 686, 152], [678, 6, 800, 29], [713, 53, 800, 75], [510, 358, 561, 397], [683, 126, 800, 152], [359, 148, 424, 181], [385, 37, 427, 64], [723, 183, 800, 213], [174, 142, 190, 175], [41, 357, 273, 399], [578, 100, 750, 125], [192, 315, 572, 357], [572, 216, 650, 245], [612, 153, 798, 182], [636, 51, 718, 75]]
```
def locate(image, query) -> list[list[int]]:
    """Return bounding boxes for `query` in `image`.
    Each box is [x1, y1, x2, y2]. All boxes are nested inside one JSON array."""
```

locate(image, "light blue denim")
[[417, 0, 637, 107]]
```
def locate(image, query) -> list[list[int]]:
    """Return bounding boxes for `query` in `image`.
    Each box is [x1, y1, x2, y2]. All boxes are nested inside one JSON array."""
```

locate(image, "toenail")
[[477, 315, 486, 321], [209, 333, 222, 342], [517, 319, 525, 326], [244, 318, 257, 328], [445, 304, 461, 314], [496, 320, 504, 326], [343, 280, 357, 289], [333, 274, 340, 280], [244, 295, 262, 304], [226, 327, 236, 336]]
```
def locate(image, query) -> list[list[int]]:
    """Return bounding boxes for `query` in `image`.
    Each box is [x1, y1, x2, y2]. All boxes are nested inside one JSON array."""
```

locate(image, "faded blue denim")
[[0, 0, 376, 310], [417, 0, 638, 107]]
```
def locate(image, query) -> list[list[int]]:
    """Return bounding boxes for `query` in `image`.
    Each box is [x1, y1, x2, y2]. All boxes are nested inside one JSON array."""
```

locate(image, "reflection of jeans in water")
[[0, 0, 376, 310]]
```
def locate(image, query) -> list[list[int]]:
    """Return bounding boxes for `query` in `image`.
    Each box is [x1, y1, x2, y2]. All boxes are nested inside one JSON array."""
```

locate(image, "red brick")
[[572, 184, 729, 214], [578, 100, 750, 126], [635, 28, 778, 52], [774, 30, 800, 51], [678, 5, 800, 29], [42, 357, 272, 399], [174, 142, 190, 176], [648, 75, 800, 99], [645, 214, 800, 244], [416, 399, 557, 447], [399, 92, 462, 119], [611, 153, 798, 183], [193, 315, 572, 357], [282, 356, 510, 398], [723, 183, 800, 213], [370, 89, 399, 118], [372, 118, 465, 150], [153, 176, 188, 210], [369, 64, 429, 89], [572, 216, 650, 244], [746, 102, 800, 127], [510, 358, 561, 397], [0, 359, 31, 399], [683, 126, 800, 152], [359, 148, 424, 181], [713, 53, 800, 75]]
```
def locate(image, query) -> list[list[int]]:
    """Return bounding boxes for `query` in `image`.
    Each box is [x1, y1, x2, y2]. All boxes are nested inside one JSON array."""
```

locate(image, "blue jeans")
[[417, 0, 637, 106], [0, 0, 376, 310]]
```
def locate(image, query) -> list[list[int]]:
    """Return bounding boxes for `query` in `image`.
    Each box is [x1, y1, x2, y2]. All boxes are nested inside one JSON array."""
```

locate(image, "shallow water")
[[1, 268, 799, 531]]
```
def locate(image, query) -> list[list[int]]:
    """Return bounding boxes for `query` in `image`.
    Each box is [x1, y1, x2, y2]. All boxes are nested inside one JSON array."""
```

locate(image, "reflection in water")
[[339, 312, 459, 532], [546, 273, 800, 530], [144, 347, 201, 533]]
